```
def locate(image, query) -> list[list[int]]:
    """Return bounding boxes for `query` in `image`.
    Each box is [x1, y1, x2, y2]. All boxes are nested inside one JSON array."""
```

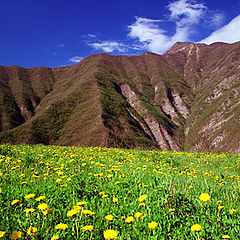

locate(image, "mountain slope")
[[0, 42, 239, 152]]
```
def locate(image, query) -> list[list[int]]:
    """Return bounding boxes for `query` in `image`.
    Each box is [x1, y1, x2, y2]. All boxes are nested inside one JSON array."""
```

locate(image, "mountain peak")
[[166, 42, 194, 53], [166, 42, 207, 55], [141, 51, 160, 57]]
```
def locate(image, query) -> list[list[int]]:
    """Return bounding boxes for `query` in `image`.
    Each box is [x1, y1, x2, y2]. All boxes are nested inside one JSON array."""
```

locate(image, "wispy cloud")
[[199, 15, 240, 44], [209, 13, 225, 27], [57, 43, 65, 48], [88, 41, 128, 53], [87, 34, 97, 38], [86, 0, 240, 55], [168, 0, 206, 26], [128, 0, 206, 54], [128, 17, 170, 53], [69, 56, 83, 63]]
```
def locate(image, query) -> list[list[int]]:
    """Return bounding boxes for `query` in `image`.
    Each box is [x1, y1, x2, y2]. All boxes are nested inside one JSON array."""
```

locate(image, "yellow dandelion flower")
[[57, 170, 63, 176], [148, 221, 158, 230], [103, 229, 118, 239], [112, 198, 118, 203], [191, 224, 202, 231], [73, 205, 81, 211], [125, 216, 134, 223], [10, 231, 22, 239], [169, 208, 175, 213], [102, 194, 109, 199], [82, 210, 95, 215], [51, 236, 59, 240], [0, 188, 2, 193], [38, 203, 48, 210], [199, 193, 210, 202], [138, 194, 147, 202], [188, 186, 193, 189], [82, 225, 94, 231], [44, 208, 53, 215], [24, 208, 35, 213], [230, 209, 237, 214], [76, 201, 87, 206], [134, 212, 142, 218], [105, 214, 114, 221], [55, 223, 68, 230], [218, 206, 225, 210], [36, 196, 45, 201], [11, 199, 20, 206], [222, 235, 231, 239], [0, 231, 5, 238], [139, 202, 146, 207], [217, 200, 222, 204], [25, 193, 35, 199], [27, 226, 37, 235], [67, 209, 79, 217]]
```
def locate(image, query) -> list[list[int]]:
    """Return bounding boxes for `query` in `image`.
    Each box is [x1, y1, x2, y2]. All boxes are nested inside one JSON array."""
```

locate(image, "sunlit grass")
[[0, 144, 239, 239]]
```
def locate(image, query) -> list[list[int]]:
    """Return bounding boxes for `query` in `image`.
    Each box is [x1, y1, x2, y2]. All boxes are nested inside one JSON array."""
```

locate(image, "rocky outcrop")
[[120, 83, 179, 150]]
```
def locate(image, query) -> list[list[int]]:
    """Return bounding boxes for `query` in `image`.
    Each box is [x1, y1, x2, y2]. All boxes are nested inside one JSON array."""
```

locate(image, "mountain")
[[0, 42, 239, 152]]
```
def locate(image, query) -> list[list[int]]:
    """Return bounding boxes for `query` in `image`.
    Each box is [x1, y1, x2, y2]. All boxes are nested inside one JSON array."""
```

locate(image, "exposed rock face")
[[0, 41, 239, 152], [120, 83, 179, 150]]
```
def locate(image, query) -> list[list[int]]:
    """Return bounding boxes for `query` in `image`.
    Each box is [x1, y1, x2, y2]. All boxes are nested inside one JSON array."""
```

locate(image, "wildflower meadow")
[[0, 144, 239, 239]]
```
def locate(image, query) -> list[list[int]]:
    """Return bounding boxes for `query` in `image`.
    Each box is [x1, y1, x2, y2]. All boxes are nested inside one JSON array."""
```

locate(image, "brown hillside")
[[0, 42, 239, 152]]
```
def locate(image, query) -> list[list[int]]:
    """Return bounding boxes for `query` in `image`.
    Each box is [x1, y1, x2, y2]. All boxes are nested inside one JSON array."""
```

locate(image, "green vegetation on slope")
[[95, 68, 157, 149], [0, 68, 25, 130], [30, 91, 82, 145]]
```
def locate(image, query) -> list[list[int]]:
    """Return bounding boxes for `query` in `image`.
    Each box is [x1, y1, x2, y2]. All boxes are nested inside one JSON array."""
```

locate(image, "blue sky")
[[1, 0, 240, 67]]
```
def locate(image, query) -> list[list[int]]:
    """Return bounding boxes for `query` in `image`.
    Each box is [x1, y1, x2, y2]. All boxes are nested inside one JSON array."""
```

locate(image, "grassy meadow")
[[0, 144, 239, 239]]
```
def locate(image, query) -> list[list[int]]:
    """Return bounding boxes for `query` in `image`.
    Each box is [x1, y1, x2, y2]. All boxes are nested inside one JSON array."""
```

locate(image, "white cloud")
[[168, 0, 206, 26], [128, 17, 171, 53], [86, 0, 240, 55], [57, 43, 65, 48], [209, 13, 225, 27], [69, 56, 84, 63], [199, 15, 240, 44], [88, 41, 128, 52], [128, 0, 206, 54], [87, 34, 97, 38]]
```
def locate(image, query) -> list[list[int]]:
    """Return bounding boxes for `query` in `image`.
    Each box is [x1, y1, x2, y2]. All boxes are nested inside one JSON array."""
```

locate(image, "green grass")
[[0, 144, 239, 239]]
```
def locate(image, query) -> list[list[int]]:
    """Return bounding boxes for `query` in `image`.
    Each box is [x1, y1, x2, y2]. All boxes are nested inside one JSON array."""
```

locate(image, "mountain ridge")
[[0, 41, 239, 152]]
